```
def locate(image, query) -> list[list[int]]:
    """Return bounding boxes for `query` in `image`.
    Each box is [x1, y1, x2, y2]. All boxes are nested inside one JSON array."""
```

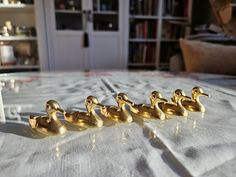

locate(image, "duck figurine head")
[[100, 93, 133, 123], [158, 89, 190, 117], [64, 96, 104, 128], [182, 87, 209, 112], [85, 96, 104, 113], [45, 100, 65, 121], [29, 100, 67, 136], [116, 93, 134, 108], [192, 87, 208, 100], [150, 91, 168, 108], [171, 89, 191, 104]]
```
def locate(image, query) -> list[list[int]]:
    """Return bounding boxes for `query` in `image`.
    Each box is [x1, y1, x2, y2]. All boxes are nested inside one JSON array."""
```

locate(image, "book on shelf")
[[129, 43, 156, 64], [130, 20, 157, 38], [130, 0, 158, 15], [162, 21, 190, 39], [163, 0, 189, 17]]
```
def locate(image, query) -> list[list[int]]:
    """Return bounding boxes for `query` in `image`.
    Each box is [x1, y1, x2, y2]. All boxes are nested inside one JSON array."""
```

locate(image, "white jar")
[[0, 45, 16, 65]]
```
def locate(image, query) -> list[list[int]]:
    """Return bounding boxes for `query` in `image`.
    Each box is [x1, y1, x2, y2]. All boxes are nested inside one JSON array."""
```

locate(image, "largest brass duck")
[[29, 100, 67, 136], [64, 96, 104, 128]]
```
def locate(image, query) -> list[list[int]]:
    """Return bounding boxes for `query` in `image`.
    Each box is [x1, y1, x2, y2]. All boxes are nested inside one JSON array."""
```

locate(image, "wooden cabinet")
[[0, 2, 40, 72]]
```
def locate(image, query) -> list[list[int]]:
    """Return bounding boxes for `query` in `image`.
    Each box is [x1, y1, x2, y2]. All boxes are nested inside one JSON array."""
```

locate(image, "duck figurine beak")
[[124, 99, 134, 106], [96, 103, 106, 108], [56, 108, 65, 113], [200, 92, 209, 97]]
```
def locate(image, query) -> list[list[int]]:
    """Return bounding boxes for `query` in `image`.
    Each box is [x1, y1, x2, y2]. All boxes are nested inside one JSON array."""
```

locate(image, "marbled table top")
[[0, 71, 235, 177]]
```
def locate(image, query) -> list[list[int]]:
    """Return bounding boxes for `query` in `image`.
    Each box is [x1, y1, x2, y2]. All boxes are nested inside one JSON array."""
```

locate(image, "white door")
[[45, 0, 88, 70], [88, 0, 126, 69], [44, 0, 125, 70]]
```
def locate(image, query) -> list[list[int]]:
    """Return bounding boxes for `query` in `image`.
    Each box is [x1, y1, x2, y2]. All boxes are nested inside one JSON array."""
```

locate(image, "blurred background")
[[0, 0, 235, 74]]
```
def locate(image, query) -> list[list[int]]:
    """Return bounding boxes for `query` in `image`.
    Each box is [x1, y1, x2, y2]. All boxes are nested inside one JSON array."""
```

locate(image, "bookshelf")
[[0, 1, 40, 72], [127, 0, 192, 70]]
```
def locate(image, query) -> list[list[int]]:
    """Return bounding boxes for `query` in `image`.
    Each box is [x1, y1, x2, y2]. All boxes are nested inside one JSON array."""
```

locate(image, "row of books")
[[160, 42, 180, 63], [129, 43, 156, 63], [162, 21, 191, 39], [130, 0, 159, 15], [130, 20, 157, 38], [163, 0, 189, 17]]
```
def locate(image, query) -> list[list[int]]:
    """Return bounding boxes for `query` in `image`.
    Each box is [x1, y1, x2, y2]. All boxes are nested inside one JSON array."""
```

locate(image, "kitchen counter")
[[0, 71, 235, 177]]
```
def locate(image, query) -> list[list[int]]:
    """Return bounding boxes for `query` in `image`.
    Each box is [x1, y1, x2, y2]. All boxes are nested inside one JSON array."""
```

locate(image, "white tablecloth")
[[0, 71, 235, 177]]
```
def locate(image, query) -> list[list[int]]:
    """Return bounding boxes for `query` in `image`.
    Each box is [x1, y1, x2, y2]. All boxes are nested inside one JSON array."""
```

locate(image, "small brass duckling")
[[159, 89, 191, 117], [181, 87, 209, 112], [100, 93, 133, 123], [130, 91, 166, 120], [29, 100, 67, 136], [64, 96, 104, 128]]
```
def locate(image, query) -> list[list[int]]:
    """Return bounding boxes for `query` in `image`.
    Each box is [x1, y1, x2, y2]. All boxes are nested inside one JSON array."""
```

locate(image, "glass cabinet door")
[[92, 0, 119, 31], [54, 0, 83, 30]]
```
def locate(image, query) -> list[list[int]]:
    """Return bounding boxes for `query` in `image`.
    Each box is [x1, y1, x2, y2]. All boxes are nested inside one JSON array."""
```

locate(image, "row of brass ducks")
[[29, 87, 208, 136]]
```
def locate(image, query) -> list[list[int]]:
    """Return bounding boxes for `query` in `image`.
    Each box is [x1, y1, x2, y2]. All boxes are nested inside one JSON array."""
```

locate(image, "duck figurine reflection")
[[130, 91, 166, 120], [181, 87, 209, 112], [29, 100, 67, 136], [100, 93, 133, 123], [159, 89, 191, 116], [64, 96, 104, 128]]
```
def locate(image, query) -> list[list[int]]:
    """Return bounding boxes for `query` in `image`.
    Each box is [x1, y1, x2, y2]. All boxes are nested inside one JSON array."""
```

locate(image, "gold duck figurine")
[[159, 89, 191, 117], [29, 100, 67, 136], [100, 93, 133, 123], [64, 96, 104, 128], [181, 87, 209, 112], [130, 91, 166, 120]]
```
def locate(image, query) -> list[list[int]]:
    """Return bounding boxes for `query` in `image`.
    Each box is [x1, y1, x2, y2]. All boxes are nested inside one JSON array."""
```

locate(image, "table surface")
[[0, 71, 235, 177]]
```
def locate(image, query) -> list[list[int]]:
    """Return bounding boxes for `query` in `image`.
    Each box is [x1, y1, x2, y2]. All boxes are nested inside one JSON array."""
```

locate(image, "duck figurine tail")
[[29, 100, 67, 136]]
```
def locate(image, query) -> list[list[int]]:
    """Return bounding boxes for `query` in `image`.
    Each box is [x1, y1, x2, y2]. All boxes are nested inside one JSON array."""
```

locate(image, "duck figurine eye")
[[129, 91, 166, 120], [29, 100, 67, 136], [64, 96, 104, 128], [100, 93, 133, 123], [182, 87, 209, 112], [158, 89, 190, 117]]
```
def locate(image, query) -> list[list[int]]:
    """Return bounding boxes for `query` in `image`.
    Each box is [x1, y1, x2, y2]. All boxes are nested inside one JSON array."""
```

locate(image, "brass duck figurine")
[[29, 100, 67, 136], [159, 89, 191, 117], [100, 93, 133, 123], [181, 87, 209, 112], [64, 96, 104, 128], [130, 91, 166, 120]]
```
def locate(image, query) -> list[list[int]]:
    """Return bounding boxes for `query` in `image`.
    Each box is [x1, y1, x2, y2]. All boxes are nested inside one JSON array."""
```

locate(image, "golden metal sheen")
[[64, 96, 104, 128], [100, 93, 133, 123], [181, 87, 209, 112], [158, 89, 191, 117], [130, 91, 166, 120], [28, 100, 67, 136]]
